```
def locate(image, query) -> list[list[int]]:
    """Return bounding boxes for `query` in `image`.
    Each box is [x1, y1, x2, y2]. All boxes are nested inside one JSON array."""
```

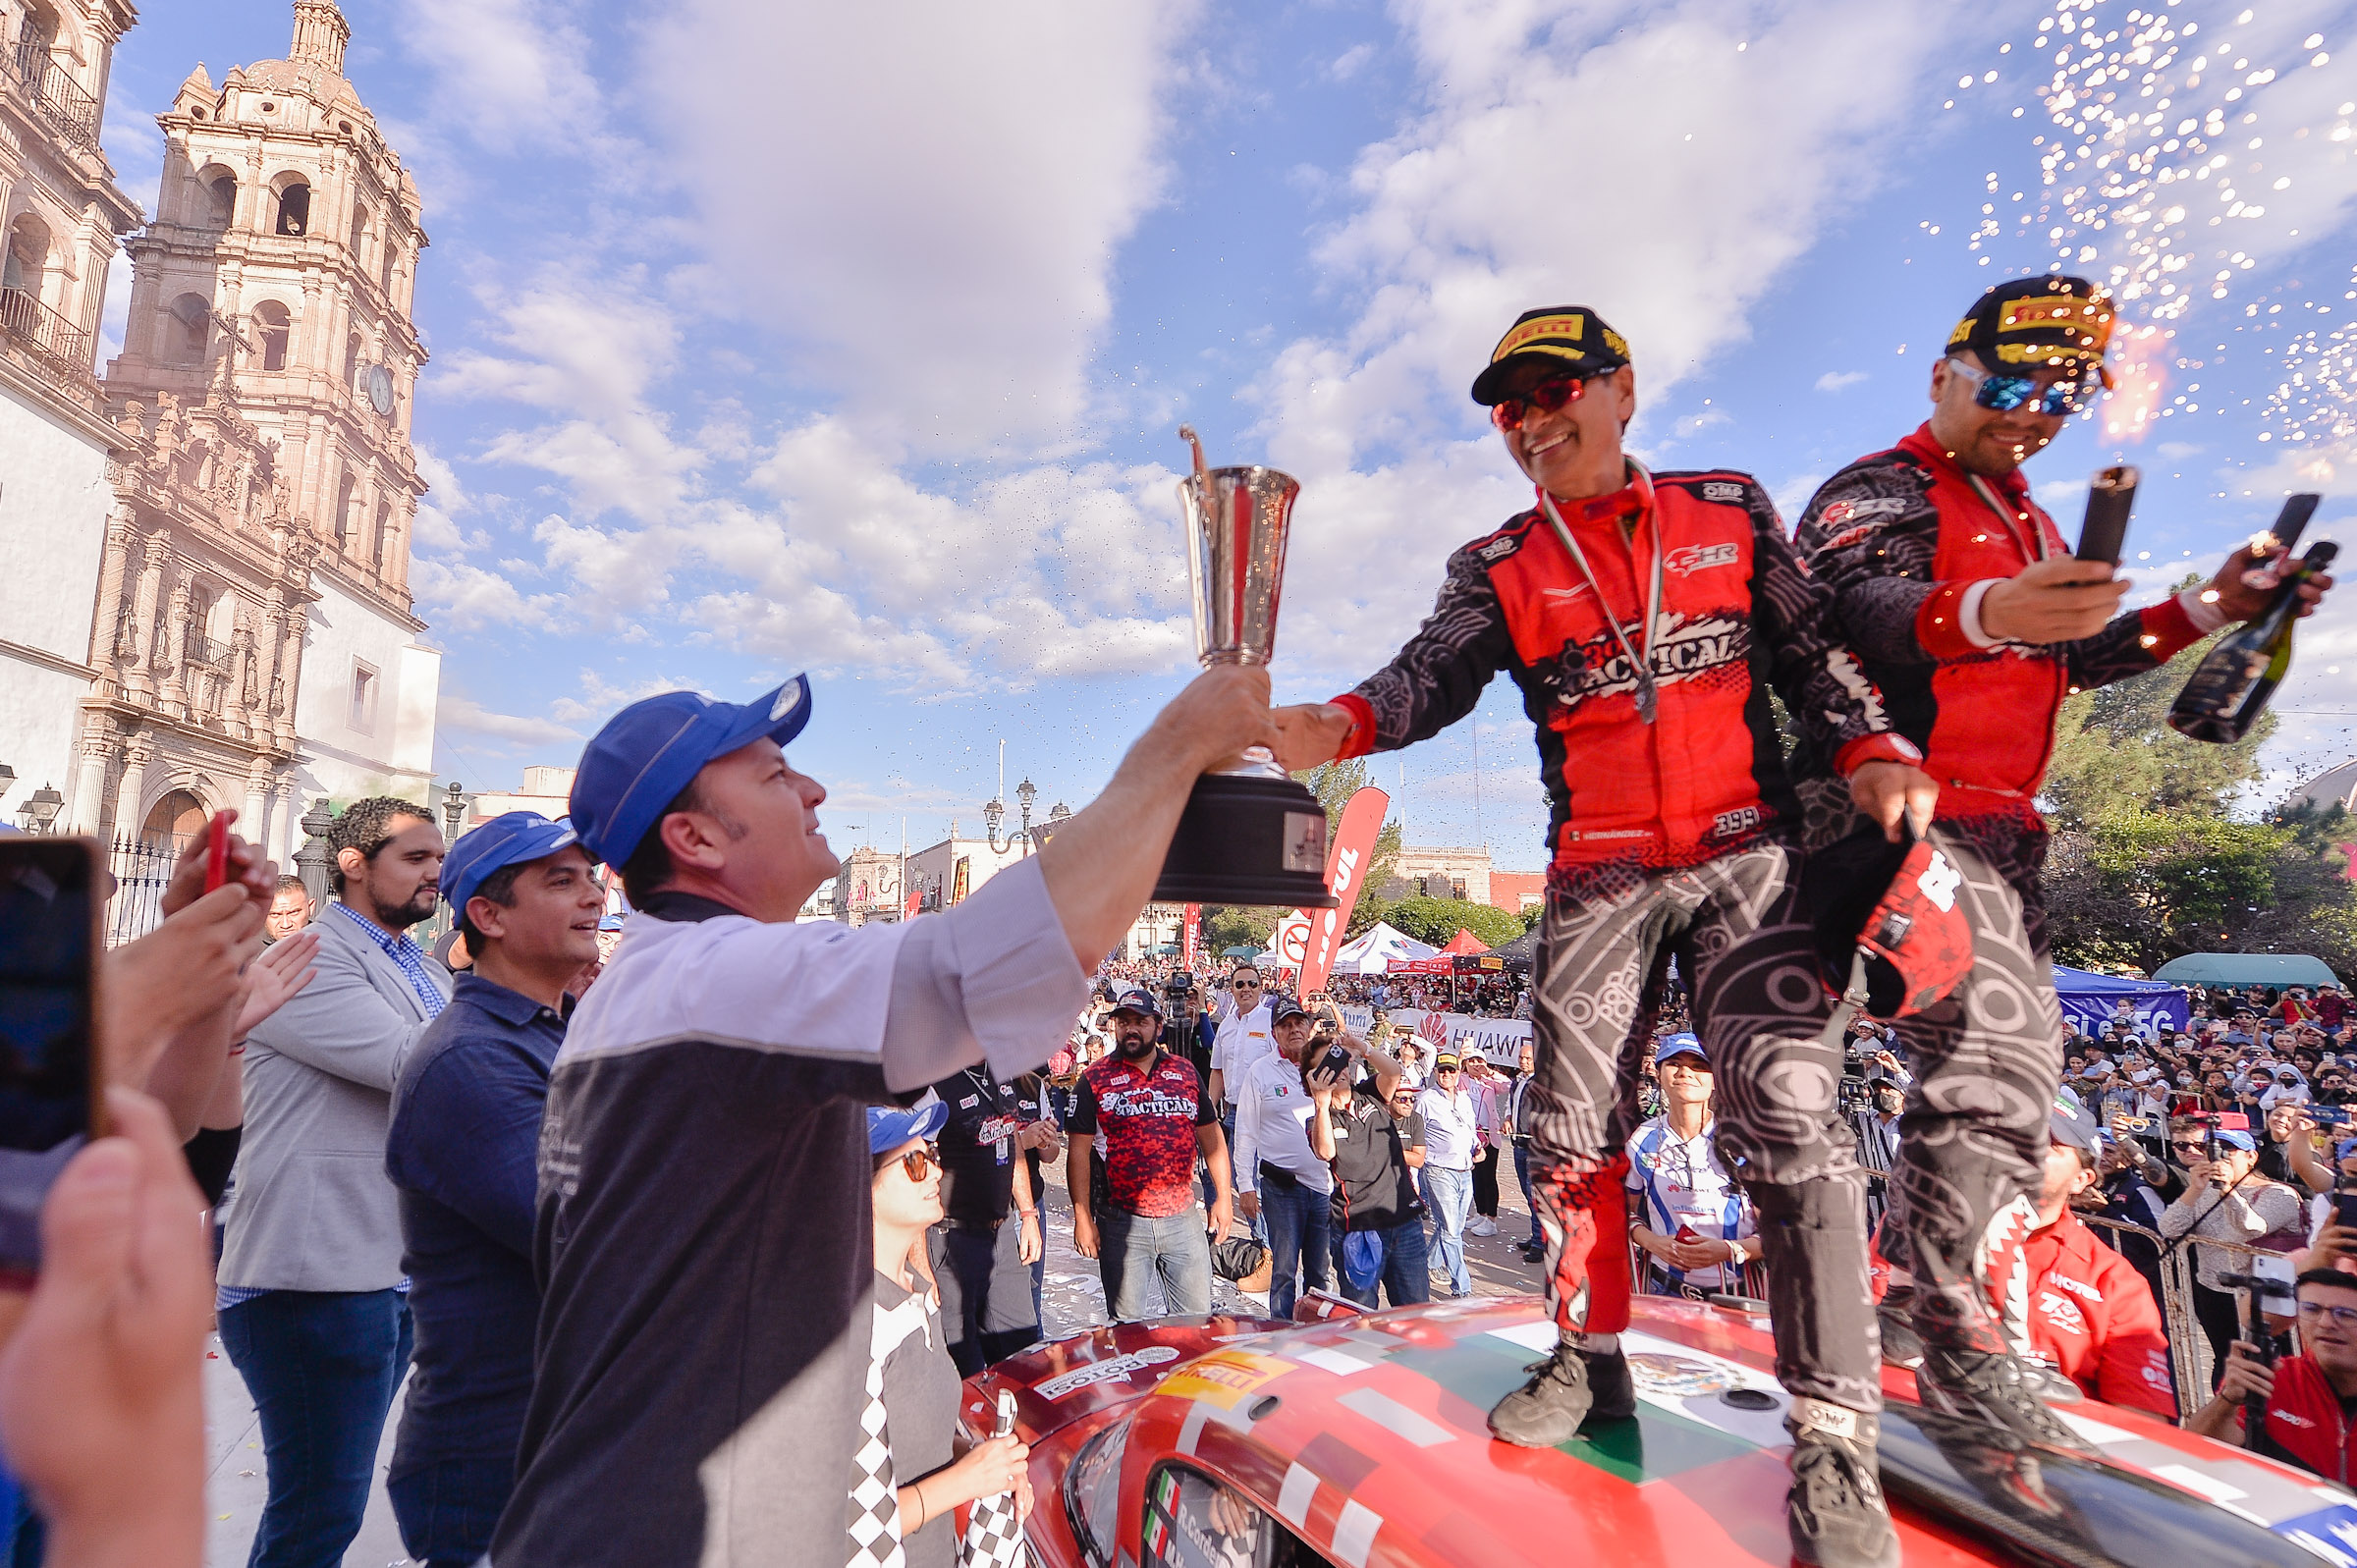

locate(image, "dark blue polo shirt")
[[384, 972, 567, 1476]]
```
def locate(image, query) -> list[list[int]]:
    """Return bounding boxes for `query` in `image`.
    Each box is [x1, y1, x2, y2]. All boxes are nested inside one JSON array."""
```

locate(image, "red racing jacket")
[[2020, 1209, 2176, 1419], [1330, 465, 1913, 890], [2246, 1353, 2357, 1484], [1792, 424, 2225, 823]]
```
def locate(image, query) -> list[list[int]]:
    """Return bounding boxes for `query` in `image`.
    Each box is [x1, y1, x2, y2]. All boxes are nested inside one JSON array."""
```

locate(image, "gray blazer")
[[220, 902, 453, 1293]]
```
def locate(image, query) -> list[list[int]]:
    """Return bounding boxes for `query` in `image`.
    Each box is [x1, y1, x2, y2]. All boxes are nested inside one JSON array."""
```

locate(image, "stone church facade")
[[0, 0, 439, 861]]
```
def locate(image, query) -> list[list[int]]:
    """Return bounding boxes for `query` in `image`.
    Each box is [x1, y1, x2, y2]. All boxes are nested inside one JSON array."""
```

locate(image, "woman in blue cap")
[[861, 1098, 1031, 1568]]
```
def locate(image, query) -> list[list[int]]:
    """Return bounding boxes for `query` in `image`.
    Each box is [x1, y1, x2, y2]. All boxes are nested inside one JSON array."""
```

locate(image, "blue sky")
[[100, 0, 2356, 869]]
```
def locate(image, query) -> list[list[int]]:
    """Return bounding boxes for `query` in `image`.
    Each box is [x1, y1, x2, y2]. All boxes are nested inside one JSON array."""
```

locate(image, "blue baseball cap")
[[2335, 1137, 2357, 1162], [2212, 1128, 2258, 1153], [1656, 1033, 1707, 1068], [569, 676, 813, 867], [1107, 987, 1164, 1020], [442, 812, 582, 917], [868, 1093, 947, 1154]]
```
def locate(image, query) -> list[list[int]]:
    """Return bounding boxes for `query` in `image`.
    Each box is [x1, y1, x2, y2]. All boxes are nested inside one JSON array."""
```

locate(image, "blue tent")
[[2053, 964, 2190, 1039], [2150, 952, 2343, 989]]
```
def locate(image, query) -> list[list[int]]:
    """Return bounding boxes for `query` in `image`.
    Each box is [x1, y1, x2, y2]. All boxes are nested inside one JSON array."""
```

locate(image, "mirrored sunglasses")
[[1490, 372, 1596, 432], [1950, 355, 2101, 416]]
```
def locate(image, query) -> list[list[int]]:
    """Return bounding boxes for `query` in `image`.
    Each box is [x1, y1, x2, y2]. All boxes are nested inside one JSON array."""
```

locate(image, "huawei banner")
[[1295, 785, 1391, 997]]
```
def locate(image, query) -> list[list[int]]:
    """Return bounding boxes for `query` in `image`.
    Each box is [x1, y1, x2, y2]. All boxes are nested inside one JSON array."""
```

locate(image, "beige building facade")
[[1, 0, 442, 863]]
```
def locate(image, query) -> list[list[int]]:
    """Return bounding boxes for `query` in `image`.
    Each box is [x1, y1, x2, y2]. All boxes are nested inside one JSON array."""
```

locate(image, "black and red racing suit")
[[1791, 421, 2223, 1364], [1326, 464, 1914, 1413]]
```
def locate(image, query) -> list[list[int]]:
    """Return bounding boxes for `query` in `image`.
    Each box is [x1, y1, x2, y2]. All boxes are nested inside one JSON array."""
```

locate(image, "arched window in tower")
[[349, 202, 370, 264], [344, 332, 361, 391], [165, 293, 212, 365], [380, 242, 398, 295], [251, 299, 292, 371], [273, 178, 311, 237], [333, 471, 356, 551], [373, 501, 393, 575], [196, 165, 237, 229]]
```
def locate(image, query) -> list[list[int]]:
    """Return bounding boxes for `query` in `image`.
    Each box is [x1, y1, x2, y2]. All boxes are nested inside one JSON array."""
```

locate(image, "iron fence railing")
[[7, 42, 99, 151], [104, 832, 187, 948], [0, 284, 94, 393]]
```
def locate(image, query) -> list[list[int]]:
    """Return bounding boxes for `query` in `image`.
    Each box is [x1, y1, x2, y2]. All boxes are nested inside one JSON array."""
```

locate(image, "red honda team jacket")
[[1331, 465, 1912, 889], [2020, 1209, 2176, 1419], [2248, 1352, 2357, 1485], [1793, 424, 2221, 823]]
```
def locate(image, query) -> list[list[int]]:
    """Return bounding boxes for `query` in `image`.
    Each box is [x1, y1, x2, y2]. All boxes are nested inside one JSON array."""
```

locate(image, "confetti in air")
[[1951, 1, 2351, 468]]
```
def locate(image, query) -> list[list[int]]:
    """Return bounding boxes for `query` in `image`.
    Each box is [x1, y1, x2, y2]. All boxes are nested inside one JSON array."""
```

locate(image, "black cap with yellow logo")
[[1946, 275, 2116, 376], [1470, 305, 1631, 406]]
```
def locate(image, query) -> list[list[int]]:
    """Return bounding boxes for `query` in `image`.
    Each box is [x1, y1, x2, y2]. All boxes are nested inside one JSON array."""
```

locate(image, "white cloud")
[[391, 0, 602, 152], [411, 556, 563, 630], [640, 0, 1203, 453], [1816, 370, 1870, 392], [1239, 0, 1960, 687], [438, 694, 580, 747]]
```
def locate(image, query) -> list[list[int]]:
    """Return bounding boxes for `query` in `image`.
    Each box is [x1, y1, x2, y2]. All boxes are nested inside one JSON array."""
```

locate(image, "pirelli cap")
[[1470, 305, 1631, 406], [1946, 275, 2116, 374]]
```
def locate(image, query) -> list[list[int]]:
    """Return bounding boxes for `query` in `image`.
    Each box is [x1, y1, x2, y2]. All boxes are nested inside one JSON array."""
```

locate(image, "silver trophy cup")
[[1150, 427, 1338, 909]]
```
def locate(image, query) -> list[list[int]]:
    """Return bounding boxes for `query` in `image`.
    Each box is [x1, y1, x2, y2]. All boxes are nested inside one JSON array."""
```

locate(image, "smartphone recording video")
[[0, 835, 103, 1283]]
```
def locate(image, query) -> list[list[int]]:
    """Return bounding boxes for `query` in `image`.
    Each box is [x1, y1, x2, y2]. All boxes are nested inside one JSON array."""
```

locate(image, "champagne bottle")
[[2167, 537, 2337, 743]]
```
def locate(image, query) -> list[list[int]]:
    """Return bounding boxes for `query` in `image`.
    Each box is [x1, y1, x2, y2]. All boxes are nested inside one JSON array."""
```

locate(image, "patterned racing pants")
[[1843, 809, 2060, 1361], [1525, 838, 1882, 1413]]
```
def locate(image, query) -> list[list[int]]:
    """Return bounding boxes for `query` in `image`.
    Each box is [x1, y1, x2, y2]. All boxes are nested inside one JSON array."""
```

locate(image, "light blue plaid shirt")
[[331, 900, 450, 1022]]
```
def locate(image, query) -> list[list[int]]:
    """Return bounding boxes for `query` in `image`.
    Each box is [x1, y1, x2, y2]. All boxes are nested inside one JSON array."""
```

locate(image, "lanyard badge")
[[1539, 478, 1664, 725]]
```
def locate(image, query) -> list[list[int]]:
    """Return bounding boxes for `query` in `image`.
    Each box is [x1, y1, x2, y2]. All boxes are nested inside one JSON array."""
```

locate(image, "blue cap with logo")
[[1655, 1033, 1707, 1068], [442, 811, 581, 917], [569, 676, 813, 868], [868, 1093, 948, 1154]]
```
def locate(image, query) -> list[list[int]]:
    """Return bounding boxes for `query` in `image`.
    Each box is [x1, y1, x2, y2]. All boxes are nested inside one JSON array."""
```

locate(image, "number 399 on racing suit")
[[1326, 460, 1919, 1420]]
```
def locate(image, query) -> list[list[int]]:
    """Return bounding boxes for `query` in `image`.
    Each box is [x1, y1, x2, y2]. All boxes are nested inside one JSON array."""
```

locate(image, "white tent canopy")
[[1332, 922, 1438, 975]]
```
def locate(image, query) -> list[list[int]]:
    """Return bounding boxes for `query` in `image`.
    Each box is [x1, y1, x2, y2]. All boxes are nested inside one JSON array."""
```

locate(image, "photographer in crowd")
[[2160, 1123, 2305, 1382], [1305, 1026, 1421, 1308], [2189, 1270, 2357, 1481]]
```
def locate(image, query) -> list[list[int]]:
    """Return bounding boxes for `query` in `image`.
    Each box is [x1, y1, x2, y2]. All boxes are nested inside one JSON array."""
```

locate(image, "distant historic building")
[[0, 0, 440, 858], [0, 0, 140, 833]]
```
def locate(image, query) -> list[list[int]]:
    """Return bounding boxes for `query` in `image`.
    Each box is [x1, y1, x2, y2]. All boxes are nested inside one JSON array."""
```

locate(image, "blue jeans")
[[1421, 1165, 1474, 1297], [1258, 1180, 1332, 1321], [219, 1289, 413, 1568], [388, 1454, 511, 1568], [1512, 1142, 1542, 1245], [1330, 1217, 1433, 1309], [1097, 1208, 1213, 1320], [1208, 1107, 1266, 1242]]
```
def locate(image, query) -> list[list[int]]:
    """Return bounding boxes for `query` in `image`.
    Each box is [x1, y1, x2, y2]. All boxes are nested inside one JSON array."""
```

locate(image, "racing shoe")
[[1488, 1341, 1593, 1446], [1583, 1346, 1636, 1421], [1784, 1403, 1900, 1568], [1914, 1341, 2094, 1454]]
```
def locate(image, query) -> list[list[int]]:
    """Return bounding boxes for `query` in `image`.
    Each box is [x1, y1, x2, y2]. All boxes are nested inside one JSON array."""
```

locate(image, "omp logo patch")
[[1475, 535, 1520, 563], [1701, 481, 1746, 503], [1667, 542, 1740, 575]]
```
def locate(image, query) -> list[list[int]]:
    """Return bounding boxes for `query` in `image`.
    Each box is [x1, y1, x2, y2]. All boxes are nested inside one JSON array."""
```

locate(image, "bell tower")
[[76, 0, 442, 857], [105, 0, 428, 606]]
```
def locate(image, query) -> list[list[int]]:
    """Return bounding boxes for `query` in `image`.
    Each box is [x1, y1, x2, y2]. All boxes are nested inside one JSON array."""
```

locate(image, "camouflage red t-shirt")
[[1068, 1050, 1215, 1218]]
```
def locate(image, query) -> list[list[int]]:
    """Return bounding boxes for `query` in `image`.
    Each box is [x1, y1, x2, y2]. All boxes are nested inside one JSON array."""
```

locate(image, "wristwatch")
[[1727, 1237, 1750, 1266]]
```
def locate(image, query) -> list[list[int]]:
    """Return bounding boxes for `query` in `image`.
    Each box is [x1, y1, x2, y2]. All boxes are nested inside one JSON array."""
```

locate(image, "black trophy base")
[[1151, 772, 1340, 908]]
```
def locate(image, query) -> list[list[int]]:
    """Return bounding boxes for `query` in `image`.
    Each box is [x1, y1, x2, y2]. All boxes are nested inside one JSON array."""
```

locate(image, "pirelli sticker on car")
[[1158, 1349, 1289, 1409]]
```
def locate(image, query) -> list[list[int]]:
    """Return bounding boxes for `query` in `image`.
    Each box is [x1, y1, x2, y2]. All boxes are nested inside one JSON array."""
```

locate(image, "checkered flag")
[[960, 1487, 1027, 1568]]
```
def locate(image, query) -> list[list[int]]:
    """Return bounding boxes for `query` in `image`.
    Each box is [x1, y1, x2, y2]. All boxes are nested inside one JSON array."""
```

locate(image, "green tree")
[[1201, 905, 1278, 957], [1380, 894, 1525, 949]]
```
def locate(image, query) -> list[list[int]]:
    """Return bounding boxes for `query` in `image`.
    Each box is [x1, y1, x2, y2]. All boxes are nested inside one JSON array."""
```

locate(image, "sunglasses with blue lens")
[[1948, 355, 2102, 416]]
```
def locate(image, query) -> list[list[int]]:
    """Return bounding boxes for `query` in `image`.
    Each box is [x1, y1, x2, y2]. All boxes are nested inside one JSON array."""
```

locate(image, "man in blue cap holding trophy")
[[492, 664, 1274, 1568]]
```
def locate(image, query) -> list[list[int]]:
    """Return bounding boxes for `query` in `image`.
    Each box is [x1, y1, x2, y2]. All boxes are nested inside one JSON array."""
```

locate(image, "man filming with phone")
[[2189, 1270, 2357, 1482], [1790, 277, 2332, 1459]]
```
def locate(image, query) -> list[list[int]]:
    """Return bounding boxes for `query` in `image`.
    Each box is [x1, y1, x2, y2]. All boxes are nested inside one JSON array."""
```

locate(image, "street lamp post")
[[17, 784, 64, 836], [985, 779, 1045, 855], [441, 780, 468, 840], [295, 799, 336, 909]]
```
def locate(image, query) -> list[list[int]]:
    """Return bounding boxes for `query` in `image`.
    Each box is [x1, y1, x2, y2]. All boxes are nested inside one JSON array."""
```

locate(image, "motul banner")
[[1182, 903, 1200, 972], [1296, 785, 1390, 997]]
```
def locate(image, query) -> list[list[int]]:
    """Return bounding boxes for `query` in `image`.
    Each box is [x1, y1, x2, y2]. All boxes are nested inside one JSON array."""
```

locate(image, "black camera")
[[1165, 971, 1195, 995]]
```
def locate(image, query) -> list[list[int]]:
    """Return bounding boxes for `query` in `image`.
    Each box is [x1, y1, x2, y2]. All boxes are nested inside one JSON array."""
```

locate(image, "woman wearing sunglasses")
[[1790, 276, 2334, 1479], [1269, 304, 1938, 1568], [861, 1098, 1032, 1568]]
